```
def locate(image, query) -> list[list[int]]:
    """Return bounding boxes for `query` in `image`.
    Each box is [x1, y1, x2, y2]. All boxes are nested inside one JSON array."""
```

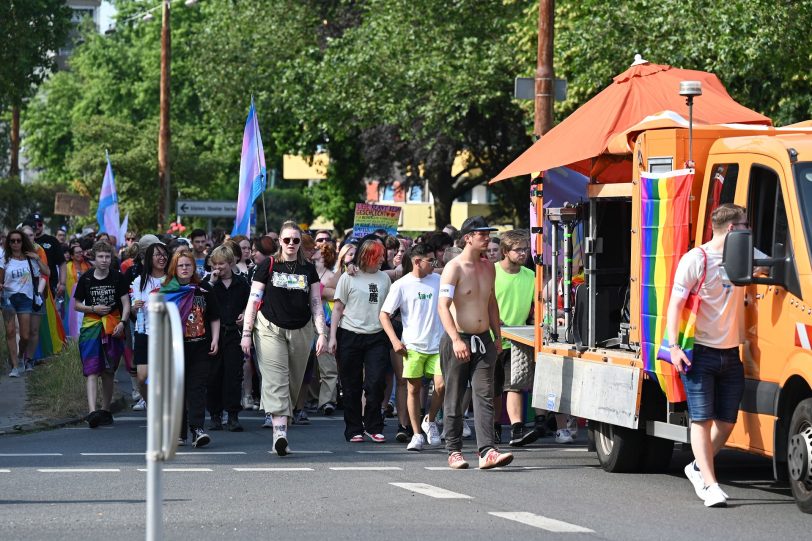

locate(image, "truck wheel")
[[640, 435, 675, 473], [591, 421, 643, 473], [788, 398, 812, 514]]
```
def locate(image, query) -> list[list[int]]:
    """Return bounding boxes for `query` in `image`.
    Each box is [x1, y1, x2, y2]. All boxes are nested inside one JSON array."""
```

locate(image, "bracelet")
[[669, 343, 681, 350]]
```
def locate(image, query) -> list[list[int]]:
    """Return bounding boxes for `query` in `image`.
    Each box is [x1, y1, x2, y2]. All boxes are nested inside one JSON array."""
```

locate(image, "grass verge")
[[27, 340, 88, 419]]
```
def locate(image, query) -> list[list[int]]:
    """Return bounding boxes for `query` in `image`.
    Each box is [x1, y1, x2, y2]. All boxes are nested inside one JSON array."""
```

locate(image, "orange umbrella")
[[491, 58, 771, 184]]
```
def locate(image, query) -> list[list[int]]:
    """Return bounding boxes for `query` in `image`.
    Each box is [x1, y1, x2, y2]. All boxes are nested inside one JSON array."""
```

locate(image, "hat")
[[138, 234, 163, 251], [460, 216, 497, 236], [82, 227, 96, 237], [58, 225, 68, 233], [27, 212, 44, 223]]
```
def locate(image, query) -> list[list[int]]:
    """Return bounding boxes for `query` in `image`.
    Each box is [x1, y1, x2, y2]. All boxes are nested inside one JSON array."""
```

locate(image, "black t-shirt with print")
[[184, 282, 220, 342], [35, 233, 65, 282], [73, 270, 129, 314], [252, 258, 319, 330]]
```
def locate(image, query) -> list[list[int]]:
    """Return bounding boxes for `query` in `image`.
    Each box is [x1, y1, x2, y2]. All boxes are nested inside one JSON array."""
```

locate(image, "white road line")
[[563, 448, 589, 452], [0, 453, 63, 457], [63, 426, 113, 430], [137, 468, 212, 472], [233, 467, 314, 472], [175, 451, 246, 455], [489, 512, 594, 533], [38, 468, 121, 473], [355, 450, 411, 454], [0, 469, 10, 473], [80, 452, 143, 456], [390, 482, 473, 499], [425, 467, 455, 471], [266, 450, 333, 455], [329, 467, 403, 471]]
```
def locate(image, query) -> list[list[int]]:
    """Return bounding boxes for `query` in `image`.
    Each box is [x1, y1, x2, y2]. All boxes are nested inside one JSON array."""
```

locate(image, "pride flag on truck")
[[639, 169, 693, 403]]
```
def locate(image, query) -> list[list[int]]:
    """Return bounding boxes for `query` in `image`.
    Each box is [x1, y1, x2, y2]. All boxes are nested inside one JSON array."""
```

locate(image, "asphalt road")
[[0, 409, 810, 541]]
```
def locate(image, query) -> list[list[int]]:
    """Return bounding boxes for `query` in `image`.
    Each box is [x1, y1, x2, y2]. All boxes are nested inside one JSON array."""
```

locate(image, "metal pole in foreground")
[[146, 298, 166, 541]]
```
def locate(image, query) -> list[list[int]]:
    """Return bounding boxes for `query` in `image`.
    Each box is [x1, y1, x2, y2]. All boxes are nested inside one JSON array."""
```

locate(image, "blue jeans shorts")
[[680, 343, 744, 423], [1, 292, 34, 315]]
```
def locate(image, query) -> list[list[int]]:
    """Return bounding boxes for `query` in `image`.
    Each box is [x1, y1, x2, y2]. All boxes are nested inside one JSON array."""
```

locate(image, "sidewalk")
[[0, 366, 132, 436]]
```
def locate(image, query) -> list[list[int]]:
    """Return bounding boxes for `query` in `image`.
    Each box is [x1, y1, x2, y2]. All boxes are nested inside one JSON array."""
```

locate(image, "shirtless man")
[[438, 216, 514, 470]]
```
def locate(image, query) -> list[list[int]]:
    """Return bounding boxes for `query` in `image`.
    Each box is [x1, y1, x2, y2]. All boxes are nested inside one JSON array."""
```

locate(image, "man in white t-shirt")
[[380, 243, 445, 451], [666, 203, 748, 508]]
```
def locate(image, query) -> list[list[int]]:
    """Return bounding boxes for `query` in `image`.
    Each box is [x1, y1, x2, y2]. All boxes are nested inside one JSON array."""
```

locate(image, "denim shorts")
[[1, 292, 34, 315], [680, 343, 744, 423]]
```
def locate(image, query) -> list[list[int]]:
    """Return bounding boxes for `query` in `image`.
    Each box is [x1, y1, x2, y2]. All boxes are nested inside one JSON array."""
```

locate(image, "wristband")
[[669, 343, 681, 350]]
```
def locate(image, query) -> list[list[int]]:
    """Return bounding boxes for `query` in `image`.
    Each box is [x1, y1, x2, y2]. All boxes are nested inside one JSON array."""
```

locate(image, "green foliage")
[[262, 187, 315, 232], [27, 340, 88, 419], [0, 177, 65, 231]]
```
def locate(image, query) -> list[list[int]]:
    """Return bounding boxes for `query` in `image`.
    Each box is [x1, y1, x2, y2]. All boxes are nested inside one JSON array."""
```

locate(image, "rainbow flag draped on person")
[[78, 312, 123, 376], [34, 286, 66, 359], [639, 168, 693, 403], [63, 260, 90, 339], [231, 99, 266, 236]]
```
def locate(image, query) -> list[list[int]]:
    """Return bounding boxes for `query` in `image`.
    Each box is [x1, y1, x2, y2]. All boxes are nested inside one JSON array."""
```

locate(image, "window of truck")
[[703, 164, 740, 243], [794, 162, 812, 262], [748, 164, 789, 258]]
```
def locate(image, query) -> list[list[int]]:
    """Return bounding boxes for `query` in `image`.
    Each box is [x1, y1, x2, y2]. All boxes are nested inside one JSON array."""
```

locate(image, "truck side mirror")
[[723, 230, 754, 285]]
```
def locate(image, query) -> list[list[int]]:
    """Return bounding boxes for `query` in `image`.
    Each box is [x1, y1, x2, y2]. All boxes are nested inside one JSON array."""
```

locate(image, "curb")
[[0, 392, 130, 436]]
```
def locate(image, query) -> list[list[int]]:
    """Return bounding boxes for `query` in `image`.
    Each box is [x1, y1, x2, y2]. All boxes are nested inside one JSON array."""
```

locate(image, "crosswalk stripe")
[[329, 467, 403, 471], [233, 467, 313, 472], [390, 482, 472, 499], [489, 512, 594, 533]]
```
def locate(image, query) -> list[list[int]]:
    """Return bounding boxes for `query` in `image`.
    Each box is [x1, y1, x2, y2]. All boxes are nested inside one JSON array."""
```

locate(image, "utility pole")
[[158, 0, 171, 231], [535, 0, 554, 138]]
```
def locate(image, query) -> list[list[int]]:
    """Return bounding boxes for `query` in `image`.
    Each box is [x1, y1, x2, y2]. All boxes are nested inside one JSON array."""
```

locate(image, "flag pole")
[[261, 193, 268, 234]]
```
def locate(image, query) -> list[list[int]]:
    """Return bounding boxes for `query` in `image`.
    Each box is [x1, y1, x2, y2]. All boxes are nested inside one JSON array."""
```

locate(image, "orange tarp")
[[490, 61, 771, 184]]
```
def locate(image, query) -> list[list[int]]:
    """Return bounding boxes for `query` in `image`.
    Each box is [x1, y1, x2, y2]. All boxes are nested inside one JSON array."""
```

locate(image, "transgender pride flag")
[[96, 152, 121, 244], [231, 100, 267, 236]]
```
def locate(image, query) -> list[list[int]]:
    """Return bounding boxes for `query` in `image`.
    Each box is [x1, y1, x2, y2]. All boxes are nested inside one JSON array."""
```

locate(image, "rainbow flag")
[[64, 260, 90, 339], [34, 285, 66, 360], [78, 312, 124, 376], [639, 169, 693, 403]]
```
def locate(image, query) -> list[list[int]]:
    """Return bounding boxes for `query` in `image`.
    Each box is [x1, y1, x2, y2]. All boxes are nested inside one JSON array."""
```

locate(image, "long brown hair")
[[274, 220, 308, 265], [3, 229, 36, 262], [164, 249, 200, 286]]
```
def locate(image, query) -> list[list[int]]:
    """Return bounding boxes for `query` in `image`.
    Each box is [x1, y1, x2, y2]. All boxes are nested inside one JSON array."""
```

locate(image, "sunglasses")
[[9, 238, 23, 244], [282, 238, 301, 245], [315, 237, 331, 243]]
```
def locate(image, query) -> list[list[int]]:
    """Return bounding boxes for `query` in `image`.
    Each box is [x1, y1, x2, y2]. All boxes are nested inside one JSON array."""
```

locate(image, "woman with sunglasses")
[[241, 221, 328, 456], [130, 242, 168, 410], [1, 229, 47, 377]]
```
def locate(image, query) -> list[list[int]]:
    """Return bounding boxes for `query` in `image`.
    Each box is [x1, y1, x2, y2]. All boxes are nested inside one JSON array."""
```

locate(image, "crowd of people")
[[1, 213, 573, 470]]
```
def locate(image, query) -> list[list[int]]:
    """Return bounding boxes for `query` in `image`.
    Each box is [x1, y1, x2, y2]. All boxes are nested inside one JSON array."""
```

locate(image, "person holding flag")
[[232, 100, 266, 237]]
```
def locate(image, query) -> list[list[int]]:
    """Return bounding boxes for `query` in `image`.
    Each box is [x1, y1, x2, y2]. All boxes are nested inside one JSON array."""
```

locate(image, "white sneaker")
[[421, 415, 442, 446], [684, 462, 705, 500], [566, 416, 579, 437], [462, 419, 472, 438], [132, 398, 146, 411], [702, 483, 728, 507], [131, 389, 142, 401], [555, 428, 574, 444], [273, 426, 290, 456], [8, 367, 22, 378], [407, 433, 426, 451]]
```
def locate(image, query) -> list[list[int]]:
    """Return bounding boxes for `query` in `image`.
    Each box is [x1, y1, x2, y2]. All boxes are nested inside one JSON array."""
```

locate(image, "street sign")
[[176, 200, 237, 218], [54, 193, 90, 216], [513, 77, 568, 102]]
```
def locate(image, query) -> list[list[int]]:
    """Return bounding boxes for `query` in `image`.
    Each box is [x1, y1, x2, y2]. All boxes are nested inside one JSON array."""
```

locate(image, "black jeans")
[[207, 329, 244, 416], [180, 340, 212, 437], [337, 328, 389, 440]]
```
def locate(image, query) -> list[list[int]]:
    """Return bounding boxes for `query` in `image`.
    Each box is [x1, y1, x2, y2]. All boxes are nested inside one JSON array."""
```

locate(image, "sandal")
[[349, 434, 364, 443]]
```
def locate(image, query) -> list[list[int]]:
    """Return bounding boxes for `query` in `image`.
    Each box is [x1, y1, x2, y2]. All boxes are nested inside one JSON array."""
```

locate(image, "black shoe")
[[385, 402, 395, 418], [97, 410, 114, 426], [227, 413, 244, 432], [493, 423, 502, 445], [396, 424, 412, 443], [509, 423, 540, 447], [191, 427, 211, 448], [86, 410, 101, 429], [209, 414, 223, 431], [322, 402, 336, 416]]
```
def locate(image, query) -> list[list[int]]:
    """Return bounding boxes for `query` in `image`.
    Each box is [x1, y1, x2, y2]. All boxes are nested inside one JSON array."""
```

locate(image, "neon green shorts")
[[403, 350, 441, 379]]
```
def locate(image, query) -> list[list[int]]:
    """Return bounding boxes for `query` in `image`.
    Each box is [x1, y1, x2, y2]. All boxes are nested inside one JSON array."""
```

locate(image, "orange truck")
[[502, 123, 812, 513]]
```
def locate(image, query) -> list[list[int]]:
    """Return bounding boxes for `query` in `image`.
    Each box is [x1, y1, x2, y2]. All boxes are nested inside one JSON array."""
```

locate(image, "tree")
[[0, 0, 71, 178]]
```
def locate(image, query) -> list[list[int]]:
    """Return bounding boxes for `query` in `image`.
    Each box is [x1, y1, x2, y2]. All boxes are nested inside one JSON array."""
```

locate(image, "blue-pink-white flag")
[[118, 213, 129, 249], [232, 100, 267, 236], [97, 152, 121, 244]]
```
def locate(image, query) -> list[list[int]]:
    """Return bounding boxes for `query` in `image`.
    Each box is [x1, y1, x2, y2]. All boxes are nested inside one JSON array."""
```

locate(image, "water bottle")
[[136, 305, 146, 334]]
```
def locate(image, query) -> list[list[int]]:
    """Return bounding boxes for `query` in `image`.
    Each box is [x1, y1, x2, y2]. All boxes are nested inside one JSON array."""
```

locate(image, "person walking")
[[73, 241, 130, 427], [438, 216, 513, 469], [161, 249, 220, 448], [328, 238, 391, 442], [666, 204, 749, 507], [240, 221, 328, 456], [62, 244, 91, 340]]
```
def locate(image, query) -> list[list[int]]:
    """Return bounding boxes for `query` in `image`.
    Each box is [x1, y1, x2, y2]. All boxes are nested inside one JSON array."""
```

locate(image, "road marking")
[[175, 451, 246, 455], [137, 468, 213, 472], [0, 453, 63, 457], [329, 466, 403, 471], [112, 416, 147, 421], [390, 482, 473, 499], [266, 450, 333, 455], [563, 448, 589, 452], [0, 469, 10, 473], [233, 467, 314, 472], [425, 467, 455, 471], [355, 450, 414, 454], [38, 468, 121, 473], [63, 426, 114, 430], [489, 512, 594, 533], [80, 452, 143, 456]]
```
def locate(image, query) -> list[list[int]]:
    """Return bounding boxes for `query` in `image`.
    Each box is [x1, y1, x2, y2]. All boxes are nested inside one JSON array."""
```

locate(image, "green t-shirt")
[[495, 264, 535, 349]]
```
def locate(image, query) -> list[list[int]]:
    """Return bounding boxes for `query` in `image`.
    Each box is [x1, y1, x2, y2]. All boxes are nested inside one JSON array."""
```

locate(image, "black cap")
[[460, 216, 497, 236], [27, 212, 44, 223]]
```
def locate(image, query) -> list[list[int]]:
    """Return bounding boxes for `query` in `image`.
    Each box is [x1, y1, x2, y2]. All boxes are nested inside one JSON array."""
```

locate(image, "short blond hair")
[[209, 244, 235, 264]]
